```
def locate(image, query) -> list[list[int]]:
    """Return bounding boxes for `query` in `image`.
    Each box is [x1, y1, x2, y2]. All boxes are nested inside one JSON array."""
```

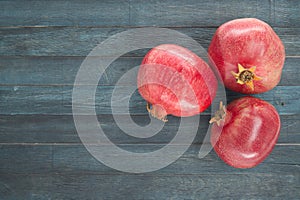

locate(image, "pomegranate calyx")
[[209, 101, 226, 126], [146, 103, 168, 122], [231, 64, 262, 91]]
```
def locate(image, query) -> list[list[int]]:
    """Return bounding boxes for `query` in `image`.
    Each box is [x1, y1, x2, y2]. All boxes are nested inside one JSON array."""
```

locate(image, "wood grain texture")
[[273, 0, 300, 27], [0, 115, 299, 144], [0, 56, 299, 86], [1, 0, 299, 199], [0, 173, 299, 200], [0, 0, 130, 27], [0, 144, 299, 174], [0, 0, 299, 27], [0, 85, 298, 115], [0, 145, 53, 174], [129, 0, 271, 27], [1, 27, 299, 56]]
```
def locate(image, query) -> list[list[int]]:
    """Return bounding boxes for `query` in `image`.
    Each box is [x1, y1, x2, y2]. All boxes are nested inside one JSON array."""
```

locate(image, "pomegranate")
[[137, 44, 218, 122], [208, 18, 285, 94], [210, 96, 281, 168]]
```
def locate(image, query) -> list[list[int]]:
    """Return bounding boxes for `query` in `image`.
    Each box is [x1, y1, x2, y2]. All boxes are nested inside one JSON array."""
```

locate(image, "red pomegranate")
[[210, 97, 281, 168], [208, 18, 285, 94], [137, 44, 218, 122]]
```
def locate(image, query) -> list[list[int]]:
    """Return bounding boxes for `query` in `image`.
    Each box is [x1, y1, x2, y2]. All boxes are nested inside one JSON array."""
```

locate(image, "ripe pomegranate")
[[208, 18, 285, 94], [210, 96, 281, 168], [137, 44, 218, 122]]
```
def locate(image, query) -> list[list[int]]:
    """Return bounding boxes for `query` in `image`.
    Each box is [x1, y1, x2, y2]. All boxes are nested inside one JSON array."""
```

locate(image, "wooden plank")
[[0, 27, 299, 56], [0, 114, 299, 144], [226, 87, 300, 115], [129, 0, 271, 27], [0, 144, 299, 174], [0, 56, 66, 86], [0, 56, 298, 86], [273, 0, 300, 27], [53, 144, 300, 175], [279, 57, 300, 86], [0, 85, 298, 115], [0, 172, 299, 199], [0, 115, 80, 144], [0, 56, 143, 86], [0, 27, 126, 56], [0, 174, 53, 199], [1, 0, 298, 27], [0, 86, 64, 115], [0, 0, 130, 27], [0, 145, 52, 174], [52, 144, 300, 174]]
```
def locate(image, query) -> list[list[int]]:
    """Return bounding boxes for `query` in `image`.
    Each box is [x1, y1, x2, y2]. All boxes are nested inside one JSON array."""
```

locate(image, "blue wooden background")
[[0, 0, 299, 199]]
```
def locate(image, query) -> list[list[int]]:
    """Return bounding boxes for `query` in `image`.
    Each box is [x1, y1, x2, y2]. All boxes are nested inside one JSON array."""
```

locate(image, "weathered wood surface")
[[0, 0, 299, 199], [0, 172, 299, 199], [0, 115, 299, 144], [0, 144, 299, 199], [0, 144, 300, 174], [1, 0, 299, 27], [0, 56, 299, 86], [0, 85, 298, 115], [1, 27, 300, 56]]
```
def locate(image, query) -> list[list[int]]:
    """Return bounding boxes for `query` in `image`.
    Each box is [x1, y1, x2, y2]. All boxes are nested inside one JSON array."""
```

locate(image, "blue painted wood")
[[0, 172, 299, 199], [0, 27, 299, 56], [52, 144, 300, 174], [273, 0, 300, 27], [130, 0, 300, 28], [0, 115, 299, 144], [0, 56, 298, 86], [0, 0, 130, 27], [0, 85, 298, 115], [0, 0, 299, 199], [129, 0, 271, 27], [0, 145, 52, 174], [0, 144, 299, 174], [0, 0, 299, 27]]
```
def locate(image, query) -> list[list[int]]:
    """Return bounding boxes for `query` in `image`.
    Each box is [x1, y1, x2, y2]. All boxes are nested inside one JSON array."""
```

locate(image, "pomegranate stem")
[[209, 101, 226, 126], [146, 103, 168, 122]]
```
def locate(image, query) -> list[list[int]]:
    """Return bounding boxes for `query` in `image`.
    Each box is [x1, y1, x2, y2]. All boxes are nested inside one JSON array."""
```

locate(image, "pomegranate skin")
[[208, 18, 285, 94], [211, 96, 281, 168], [137, 44, 218, 118]]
